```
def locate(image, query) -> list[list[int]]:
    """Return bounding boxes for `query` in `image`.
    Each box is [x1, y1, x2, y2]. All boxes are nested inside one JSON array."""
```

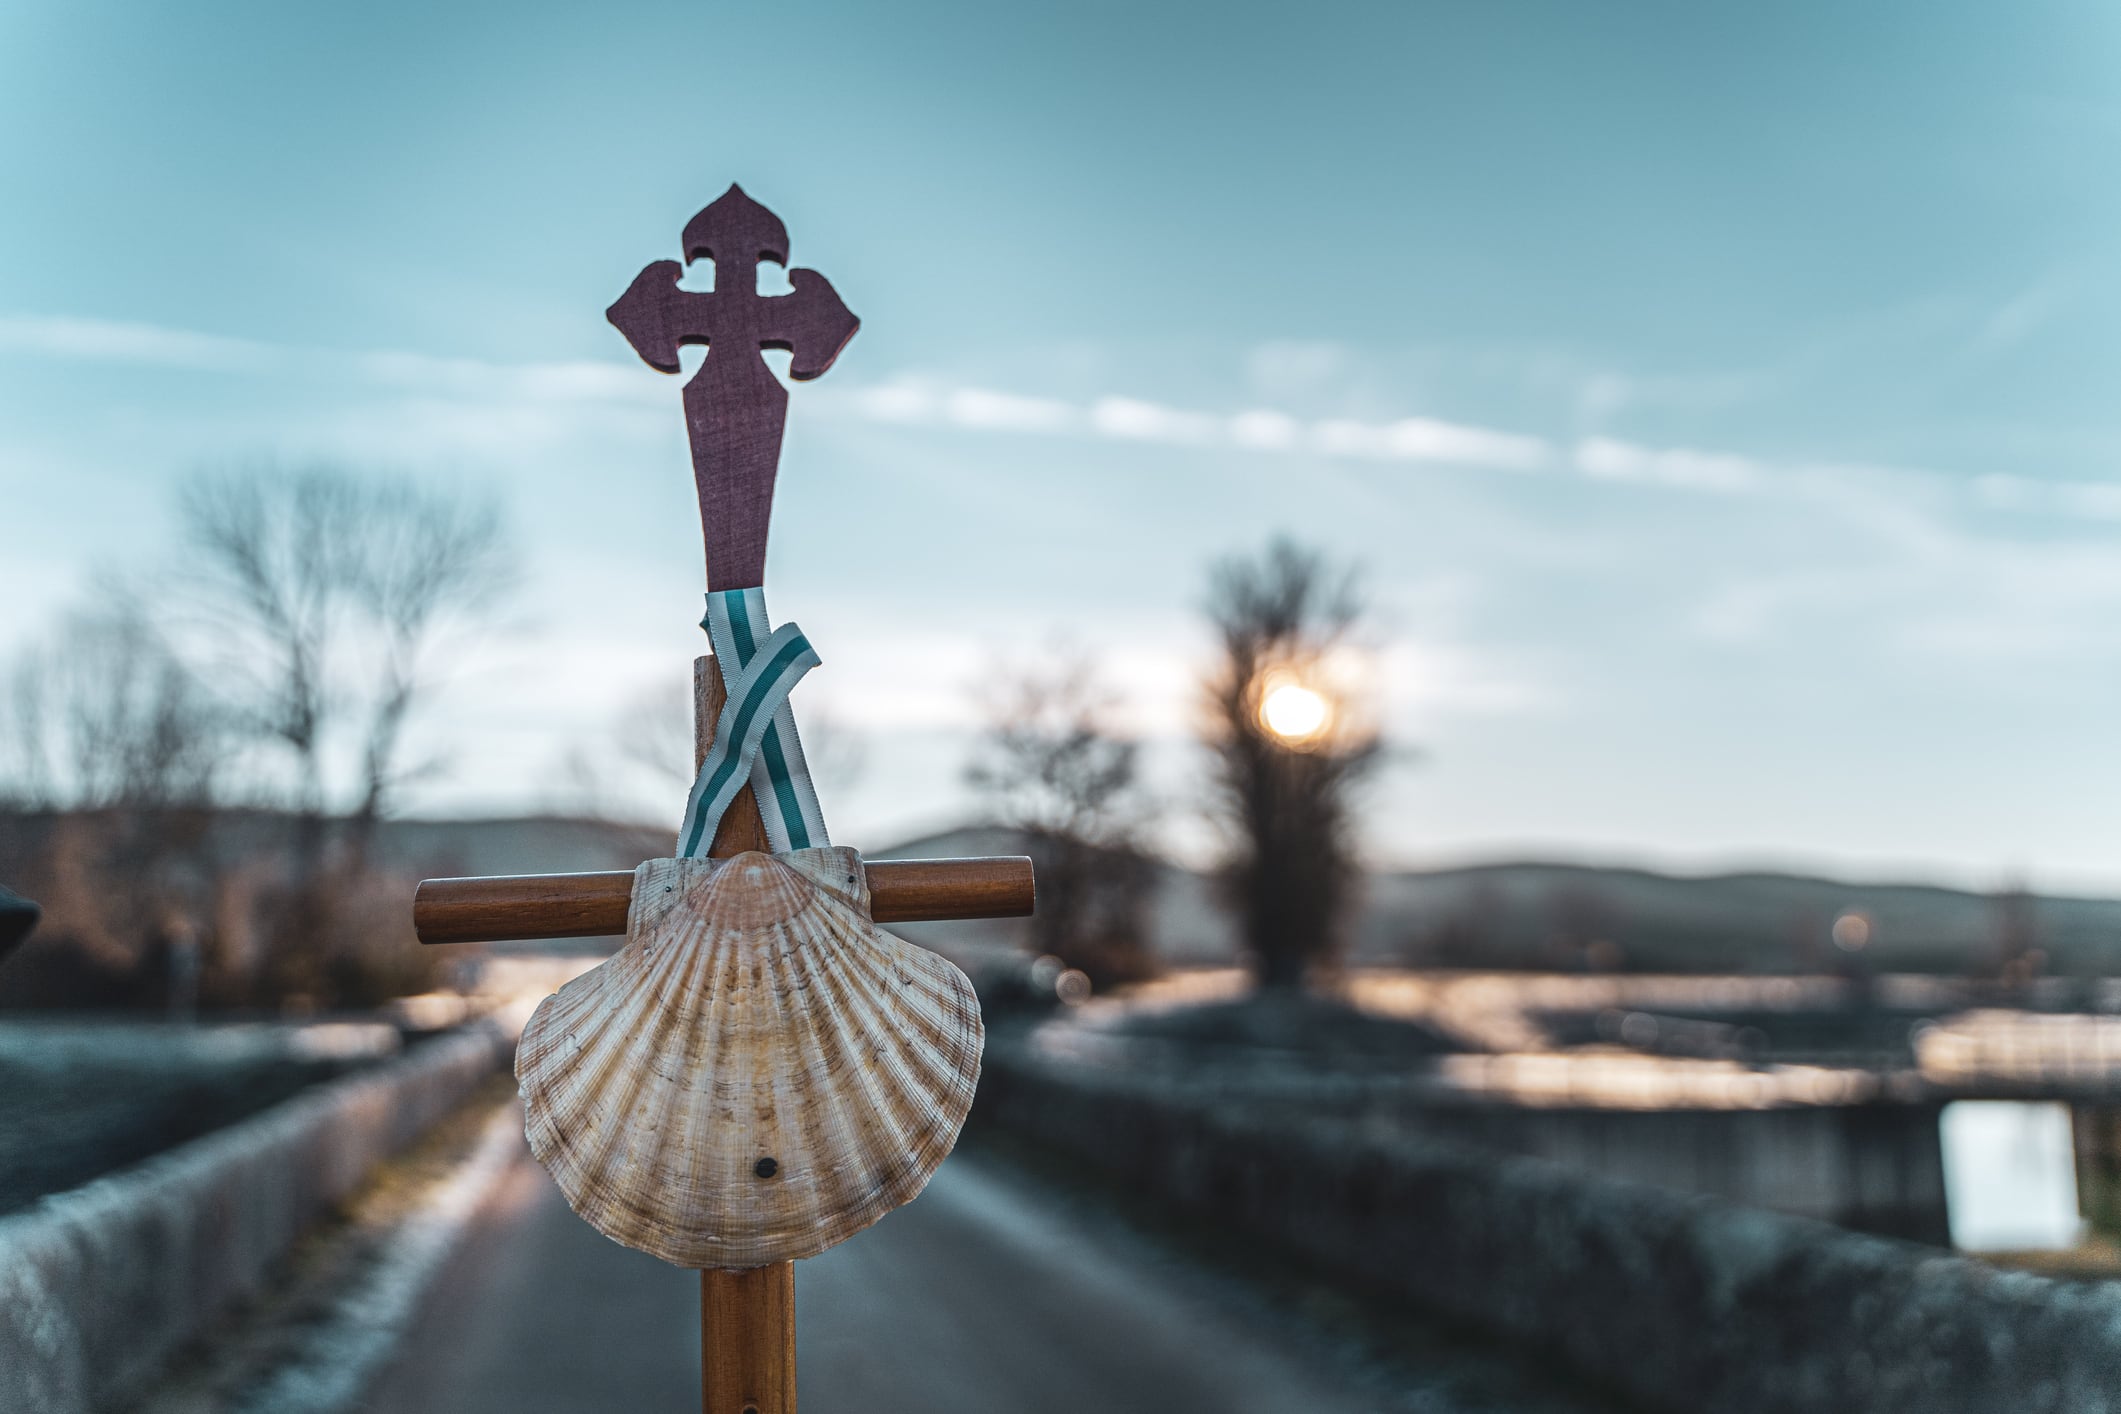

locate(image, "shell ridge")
[[747, 893, 979, 1251], [775, 905, 902, 1237], [799, 926, 956, 1180], [566, 908, 715, 1215], [638, 898, 749, 1257], [521, 963, 645, 1170], [623, 906, 734, 1248], [519, 849, 983, 1268], [814, 927, 979, 1135], [759, 911, 835, 1246], [788, 913, 978, 1219], [528, 876, 711, 1234]]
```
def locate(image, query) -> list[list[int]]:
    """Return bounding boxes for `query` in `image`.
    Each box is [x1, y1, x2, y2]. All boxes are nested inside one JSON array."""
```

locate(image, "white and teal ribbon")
[[675, 587, 832, 856], [677, 618, 822, 857], [700, 587, 831, 853]]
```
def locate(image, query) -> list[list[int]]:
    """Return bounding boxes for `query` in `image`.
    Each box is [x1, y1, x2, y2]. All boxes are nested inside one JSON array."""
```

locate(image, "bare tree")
[[175, 464, 510, 846], [0, 468, 502, 1013], [1, 603, 230, 812], [966, 653, 1157, 988], [162, 466, 507, 1009], [0, 605, 230, 1002], [1202, 539, 1381, 990], [344, 478, 511, 828]]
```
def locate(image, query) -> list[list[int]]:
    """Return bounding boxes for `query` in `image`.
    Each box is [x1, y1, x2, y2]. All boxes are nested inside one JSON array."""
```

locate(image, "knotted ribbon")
[[677, 588, 829, 857]]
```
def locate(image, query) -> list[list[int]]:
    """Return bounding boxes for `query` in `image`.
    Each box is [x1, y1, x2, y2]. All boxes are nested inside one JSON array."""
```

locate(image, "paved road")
[[368, 1117, 1398, 1414]]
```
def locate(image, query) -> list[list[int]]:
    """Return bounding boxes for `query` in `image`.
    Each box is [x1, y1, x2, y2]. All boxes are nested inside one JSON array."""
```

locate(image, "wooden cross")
[[410, 184, 1033, 1414]]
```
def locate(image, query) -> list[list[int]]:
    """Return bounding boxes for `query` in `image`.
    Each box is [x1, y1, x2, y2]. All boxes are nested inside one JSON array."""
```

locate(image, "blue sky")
[[5, 0, 2121, 888]]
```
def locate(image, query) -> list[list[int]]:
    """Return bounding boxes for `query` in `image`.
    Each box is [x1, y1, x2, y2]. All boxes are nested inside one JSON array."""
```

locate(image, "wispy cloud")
[[1575, 436, 1760, 493], [1090, 396, 1222, 446], [1976, 472, 2121, 522], [841, 374, 1552, 470], [0, 314, 274, 372], [1317, 416, 1548, 469], [0, 312, 664, 409], [12, 310, 2121, 528], [347, 349, 660, 406], [1968, 272, 2077, 357], [1, 313, 1564, 473], [850, 381, 1077, 434]]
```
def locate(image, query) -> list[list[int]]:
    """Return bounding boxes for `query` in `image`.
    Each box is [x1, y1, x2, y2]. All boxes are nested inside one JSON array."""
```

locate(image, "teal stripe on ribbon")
[[683, 631, 811, 852], [762, 735, 808, 847], [699, 587, 831, 853], [726, 588, 757, 659], [726, 588, 812, 848], [677, 623, 820, 857]]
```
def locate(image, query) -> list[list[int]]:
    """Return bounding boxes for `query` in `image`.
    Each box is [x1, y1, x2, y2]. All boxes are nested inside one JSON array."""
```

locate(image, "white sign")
[[1941, 1101, 2083, 1252]]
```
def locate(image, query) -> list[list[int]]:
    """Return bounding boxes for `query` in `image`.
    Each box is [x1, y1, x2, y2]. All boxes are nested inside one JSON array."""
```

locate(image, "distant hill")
[[10, 809, 2102, 977], [1355, 860, 2112, 975], [878, 826, 2121, 977]]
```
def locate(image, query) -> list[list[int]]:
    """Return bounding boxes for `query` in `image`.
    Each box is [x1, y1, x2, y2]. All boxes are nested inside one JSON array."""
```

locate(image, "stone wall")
[[0, 1024, 508, 1414], [978, 1045, 2121, 1414]]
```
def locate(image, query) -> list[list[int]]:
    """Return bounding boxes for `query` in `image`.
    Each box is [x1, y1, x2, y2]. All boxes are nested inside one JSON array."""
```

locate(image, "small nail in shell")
[[516, 846, 984, 1269]]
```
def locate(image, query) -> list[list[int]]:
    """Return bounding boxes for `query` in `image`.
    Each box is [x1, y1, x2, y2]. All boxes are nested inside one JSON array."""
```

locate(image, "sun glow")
[[1259, 680, 1331, 745]]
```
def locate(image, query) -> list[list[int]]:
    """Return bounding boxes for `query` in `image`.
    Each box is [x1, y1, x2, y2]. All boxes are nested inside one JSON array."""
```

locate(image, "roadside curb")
[[0, 1024, 509, 1414], [205, 1099, 528, 1414]]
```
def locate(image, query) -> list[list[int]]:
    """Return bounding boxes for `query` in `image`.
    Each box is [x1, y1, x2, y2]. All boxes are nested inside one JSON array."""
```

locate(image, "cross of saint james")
[[411, 185, 1034, 1414]]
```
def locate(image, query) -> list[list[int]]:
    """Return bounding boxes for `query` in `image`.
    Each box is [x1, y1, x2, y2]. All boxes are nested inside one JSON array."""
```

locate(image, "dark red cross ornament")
[[606, 184, 860, 591]]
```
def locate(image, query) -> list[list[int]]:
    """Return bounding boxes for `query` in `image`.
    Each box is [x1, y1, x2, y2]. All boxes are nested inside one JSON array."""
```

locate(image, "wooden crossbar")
[[413, 855, 1032, 945]]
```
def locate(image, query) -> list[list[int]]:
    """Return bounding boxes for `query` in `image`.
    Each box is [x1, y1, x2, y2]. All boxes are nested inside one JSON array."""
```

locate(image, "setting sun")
[[1259, 680, 1331, 744]]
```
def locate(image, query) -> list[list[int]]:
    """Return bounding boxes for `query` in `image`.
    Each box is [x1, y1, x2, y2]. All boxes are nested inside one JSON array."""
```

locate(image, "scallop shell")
[[515, 846, 983, 1269]]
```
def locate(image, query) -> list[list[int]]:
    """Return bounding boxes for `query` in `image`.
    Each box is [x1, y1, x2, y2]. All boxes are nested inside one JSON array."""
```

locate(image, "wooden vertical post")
[[702, 1263, 797, 1414], [693, 654, 797, 1414]]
